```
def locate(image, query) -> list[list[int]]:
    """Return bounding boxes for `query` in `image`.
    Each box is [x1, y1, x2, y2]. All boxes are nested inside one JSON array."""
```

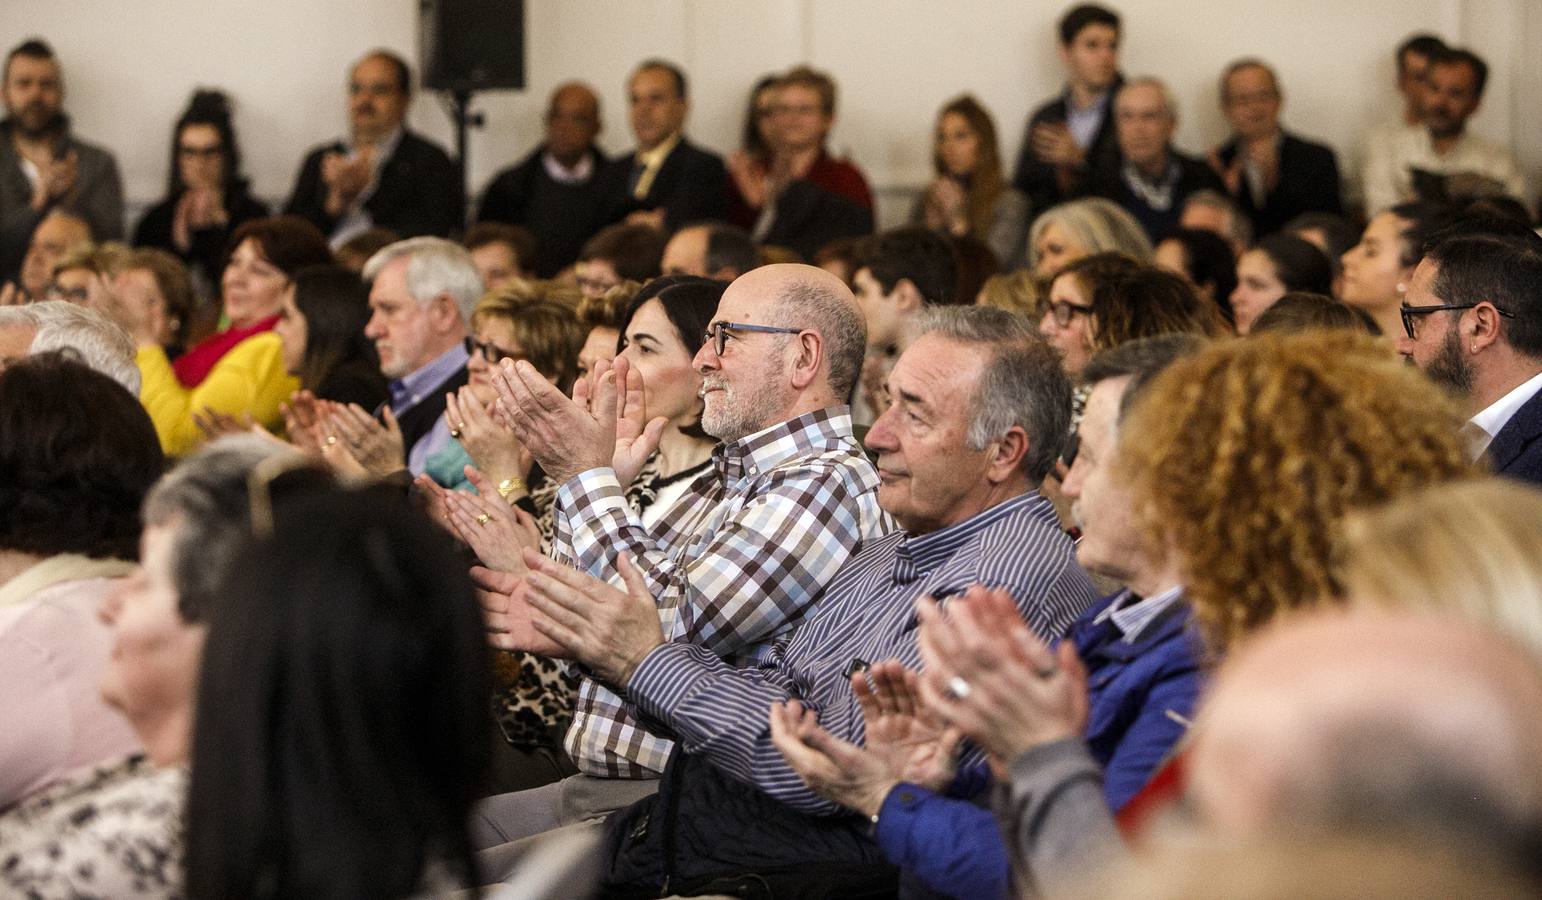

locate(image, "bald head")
[[547, 81, 601, 165], [20, 210, 91, 298], [698, 264, 866, 438], [1189, 611, 1542, 844]]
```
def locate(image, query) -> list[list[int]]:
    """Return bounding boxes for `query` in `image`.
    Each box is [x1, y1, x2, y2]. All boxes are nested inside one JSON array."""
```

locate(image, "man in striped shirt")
[[472, 263, 892, 848], [508, 306, 1097, 888]]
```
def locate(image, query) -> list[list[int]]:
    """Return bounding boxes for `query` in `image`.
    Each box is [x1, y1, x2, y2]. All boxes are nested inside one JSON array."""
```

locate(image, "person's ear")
[[986, 426, 1030, 484], [894, 279, 924, 313], [788, 330, 824, 391]]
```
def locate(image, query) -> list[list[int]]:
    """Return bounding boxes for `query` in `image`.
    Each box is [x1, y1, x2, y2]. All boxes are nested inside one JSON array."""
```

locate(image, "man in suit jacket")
[[1088, 78, 1225, 242], [284, 51, 462, 246], [1398, 227, 1542, 484], [1211, 60, 1343, 240], [1011, 4, 1124, 219], [597, 60, 726, 233]]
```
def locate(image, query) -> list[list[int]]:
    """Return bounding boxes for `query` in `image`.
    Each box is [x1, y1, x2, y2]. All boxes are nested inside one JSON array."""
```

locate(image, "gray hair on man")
[[1118, 75, 1180, 120], [767, 273, 868, 404], [0, 300, 141, 395], [361, 237, 485, 319], [914, 305, 1072, 482], [143, 434, 315, 621]]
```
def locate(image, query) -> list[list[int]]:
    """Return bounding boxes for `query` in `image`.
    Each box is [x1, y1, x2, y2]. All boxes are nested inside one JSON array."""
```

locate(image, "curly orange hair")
[[1117, 331, 1477, 657]]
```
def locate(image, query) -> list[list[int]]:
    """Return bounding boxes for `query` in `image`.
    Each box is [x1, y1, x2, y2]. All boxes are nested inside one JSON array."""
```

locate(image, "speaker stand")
[[444, 89, 485, 214]]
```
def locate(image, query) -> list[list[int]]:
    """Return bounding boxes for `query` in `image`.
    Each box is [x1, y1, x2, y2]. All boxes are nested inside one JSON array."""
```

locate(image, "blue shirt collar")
[[388, 340, 470, 412]]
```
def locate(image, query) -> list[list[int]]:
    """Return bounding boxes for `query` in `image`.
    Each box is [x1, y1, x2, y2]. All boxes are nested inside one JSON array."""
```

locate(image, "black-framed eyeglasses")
[[703, 320, 803, 357], [1400, 302, 1513, 340], [1045, 300, 1094, 328], [467, 336, 523, 364]]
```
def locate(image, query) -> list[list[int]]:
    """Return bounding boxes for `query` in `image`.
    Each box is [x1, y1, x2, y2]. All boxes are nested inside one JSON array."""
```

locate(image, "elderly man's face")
[[21, 214, 90, 298], [692, 272, 796, 443], [1060, 376, 1144, 581], [1221, 65, 1281, 141], [364, 256, 436, 378], [1115, 83, 1175, 171], [864, 333, 998, 534]]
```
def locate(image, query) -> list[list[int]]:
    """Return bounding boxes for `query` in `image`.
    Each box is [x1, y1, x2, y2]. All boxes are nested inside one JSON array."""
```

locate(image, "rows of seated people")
[[3, 4, 1542, 898]]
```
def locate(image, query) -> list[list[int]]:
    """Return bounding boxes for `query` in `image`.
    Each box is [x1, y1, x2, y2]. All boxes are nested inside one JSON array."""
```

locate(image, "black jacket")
[[132, 186, 269, 285], [477, 144, 610, 277], [1010, 78, 1124, 218], [1216, 131, 1343, 238], [596, 136, 728, 231], [1488, 383, 1542, 486], [284, 129, 463, 239]]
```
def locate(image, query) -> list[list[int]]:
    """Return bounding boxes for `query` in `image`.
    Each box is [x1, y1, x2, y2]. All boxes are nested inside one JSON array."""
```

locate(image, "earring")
[[1396, 282, 1407, 295]]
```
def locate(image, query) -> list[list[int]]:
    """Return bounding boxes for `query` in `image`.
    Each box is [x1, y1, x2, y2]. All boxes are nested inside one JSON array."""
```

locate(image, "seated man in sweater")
[[1090, 77, 1224, 241], [477, 82, 609, 278]]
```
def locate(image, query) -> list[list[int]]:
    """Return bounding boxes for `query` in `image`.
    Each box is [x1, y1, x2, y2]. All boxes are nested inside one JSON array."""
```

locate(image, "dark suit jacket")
[[1088, 148, 1226, 241], [1486, 383, 1542, 485], [284, 129, 463, 239], [758, 178, 874, 262], [1010, 77, 1124, 218], [597, 136, 727, 230], [1216, 131, 1343, 238]]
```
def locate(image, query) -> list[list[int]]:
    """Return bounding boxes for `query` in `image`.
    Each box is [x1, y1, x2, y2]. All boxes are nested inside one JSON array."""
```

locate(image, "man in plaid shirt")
[[472, 263, 894, 846]]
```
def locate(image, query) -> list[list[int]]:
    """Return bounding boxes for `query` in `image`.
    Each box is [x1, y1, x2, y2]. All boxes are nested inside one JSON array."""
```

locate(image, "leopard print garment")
[[0, 755, 186, 897], [491, 458, 670, 749]]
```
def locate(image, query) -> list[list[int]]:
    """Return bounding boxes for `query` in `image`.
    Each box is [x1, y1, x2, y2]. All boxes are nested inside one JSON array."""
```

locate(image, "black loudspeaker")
[[420, 0, 526, 92]]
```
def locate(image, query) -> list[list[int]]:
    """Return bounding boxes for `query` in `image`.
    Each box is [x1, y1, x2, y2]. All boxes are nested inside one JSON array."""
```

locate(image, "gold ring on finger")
[[476, 513, 491, 525]]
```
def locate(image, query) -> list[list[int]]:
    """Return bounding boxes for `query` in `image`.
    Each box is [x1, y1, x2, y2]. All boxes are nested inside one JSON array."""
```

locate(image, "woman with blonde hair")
[[1340, 478, 1542, 658], [914, 94, 1029, 268], [1027, 196, 1152, 278]]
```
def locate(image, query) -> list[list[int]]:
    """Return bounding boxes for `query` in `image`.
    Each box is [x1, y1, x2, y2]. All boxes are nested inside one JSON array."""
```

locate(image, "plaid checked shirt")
[[551, 406, 894, 778]]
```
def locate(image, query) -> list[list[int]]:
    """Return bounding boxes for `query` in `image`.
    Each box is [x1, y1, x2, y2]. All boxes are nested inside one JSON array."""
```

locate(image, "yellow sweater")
[[137, 332, 299, 457]]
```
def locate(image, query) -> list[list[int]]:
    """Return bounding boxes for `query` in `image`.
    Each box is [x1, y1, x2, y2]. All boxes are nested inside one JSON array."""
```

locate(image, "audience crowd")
[[3, 5, 1542, 898]]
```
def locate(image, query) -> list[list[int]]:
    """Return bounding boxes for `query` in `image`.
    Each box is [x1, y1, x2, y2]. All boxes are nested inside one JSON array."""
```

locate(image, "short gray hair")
[[143, 435, 307, 622], [362, 237, 484, 320], [1183, 188, 1254, 248], [914, 306, 1071, 482], [767, 274, 867, 403], [0, 301, 140, 394], [1028, 197, 1153, 270], [1118, 75, 1179, 120]]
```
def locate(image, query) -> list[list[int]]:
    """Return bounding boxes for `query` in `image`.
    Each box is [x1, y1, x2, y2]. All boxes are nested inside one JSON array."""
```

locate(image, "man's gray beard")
[[1424, 327, 1474, 397], [701, 379, 783, 444]]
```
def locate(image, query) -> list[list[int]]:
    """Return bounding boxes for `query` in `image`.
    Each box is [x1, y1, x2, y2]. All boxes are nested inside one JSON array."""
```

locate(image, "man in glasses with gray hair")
[[472, 262, 891, 842]]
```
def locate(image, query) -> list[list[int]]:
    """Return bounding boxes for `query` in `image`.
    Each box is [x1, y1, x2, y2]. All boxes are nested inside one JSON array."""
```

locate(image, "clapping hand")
[[915, 587, 1089, 779]]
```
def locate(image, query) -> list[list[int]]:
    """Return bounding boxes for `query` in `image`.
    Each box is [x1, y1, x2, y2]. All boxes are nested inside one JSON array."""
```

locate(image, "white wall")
[[3, 0, 1537, 230]]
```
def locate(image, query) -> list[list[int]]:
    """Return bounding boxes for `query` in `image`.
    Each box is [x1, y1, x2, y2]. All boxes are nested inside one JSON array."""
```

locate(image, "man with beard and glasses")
[[0, 39, 123, 287], [1398, 228, 1542, 483], [470, 263, 892, 847]]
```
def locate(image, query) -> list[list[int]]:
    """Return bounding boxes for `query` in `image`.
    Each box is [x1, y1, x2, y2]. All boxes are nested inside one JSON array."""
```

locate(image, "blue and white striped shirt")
[[625, 489, 1097, 814]]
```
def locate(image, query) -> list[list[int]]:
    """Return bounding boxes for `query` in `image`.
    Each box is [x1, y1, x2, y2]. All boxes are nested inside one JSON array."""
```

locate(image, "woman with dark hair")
[[272, 264, 387, 408], [1154, 226, 1237, 322], [184, 485, 490, 898], [1340, 200, 1453, 339], [0, 435, 301, 897], [0, 355, 163, 810], [433, 276, 724, 790], [132, 90, 269, 290], [1230, 232, 1334, 334], [1250, 292, 1381, 336], [136, 215, 333, 455], [726, 74, 784, 229], [1039, 253, 1229, 380], [914, 94, 1030, 268]]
